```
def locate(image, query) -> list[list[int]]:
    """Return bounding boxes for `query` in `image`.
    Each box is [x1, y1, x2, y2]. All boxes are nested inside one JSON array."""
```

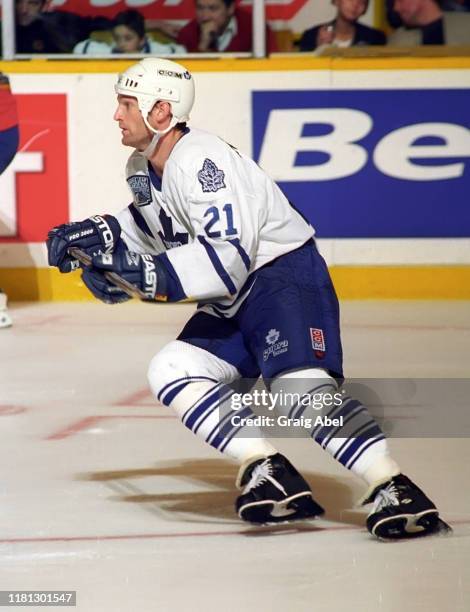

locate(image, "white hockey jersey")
[[117, 128, 314, 317]]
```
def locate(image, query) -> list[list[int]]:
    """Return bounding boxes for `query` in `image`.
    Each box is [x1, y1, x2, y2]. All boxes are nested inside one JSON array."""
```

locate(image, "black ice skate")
[[363, 474, 450, 540], [236, 453, 324, 524]]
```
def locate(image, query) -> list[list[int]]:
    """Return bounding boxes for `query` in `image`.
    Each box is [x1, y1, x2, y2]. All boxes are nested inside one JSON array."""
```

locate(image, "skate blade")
[[374, 512, 452, 541], [239, 492, 324, 525]]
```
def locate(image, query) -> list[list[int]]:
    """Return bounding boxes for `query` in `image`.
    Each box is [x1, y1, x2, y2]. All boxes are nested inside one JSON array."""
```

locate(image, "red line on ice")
[[1, 519, 467, 544], [45, 414, 176, 440], [0, 525, 352, 544]]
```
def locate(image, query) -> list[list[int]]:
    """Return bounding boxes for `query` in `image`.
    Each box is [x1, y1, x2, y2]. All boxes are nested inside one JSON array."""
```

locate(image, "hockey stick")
[[68, 246, 148, 300]]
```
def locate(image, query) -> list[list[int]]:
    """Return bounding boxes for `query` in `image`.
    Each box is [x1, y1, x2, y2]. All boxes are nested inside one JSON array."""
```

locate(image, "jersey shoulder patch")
[[197, 158, 226, 193], [127, 174, 152, 207]]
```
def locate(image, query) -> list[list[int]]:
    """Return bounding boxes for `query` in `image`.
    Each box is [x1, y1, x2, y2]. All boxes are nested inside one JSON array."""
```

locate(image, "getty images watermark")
[[230, 388, 347, 430], [215, 379, 470, 438]]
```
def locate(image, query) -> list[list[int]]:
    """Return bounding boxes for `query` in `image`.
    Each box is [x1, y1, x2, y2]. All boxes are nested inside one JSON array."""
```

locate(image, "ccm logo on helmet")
[[158, 69, 191, 80]]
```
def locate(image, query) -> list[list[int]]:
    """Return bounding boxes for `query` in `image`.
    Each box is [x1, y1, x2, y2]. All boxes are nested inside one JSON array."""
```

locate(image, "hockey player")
[[47, 58, 446, 539], [0, 73, 19, 328]]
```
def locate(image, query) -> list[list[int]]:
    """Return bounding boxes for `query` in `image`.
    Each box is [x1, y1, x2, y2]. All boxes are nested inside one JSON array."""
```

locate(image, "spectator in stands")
[[388, 0, 470, 44], [74, 9, 186, 55], [15, 0, 65, 53], [385, 0, 403, 27], [176, 0, 277, 53], [298, 0, 386, 52], [112, 10, 186, 54], [15, 0, 114, 54]]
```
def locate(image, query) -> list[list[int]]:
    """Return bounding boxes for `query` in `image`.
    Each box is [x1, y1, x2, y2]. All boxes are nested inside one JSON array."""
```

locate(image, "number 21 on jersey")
[[203, 204, 238, 238]]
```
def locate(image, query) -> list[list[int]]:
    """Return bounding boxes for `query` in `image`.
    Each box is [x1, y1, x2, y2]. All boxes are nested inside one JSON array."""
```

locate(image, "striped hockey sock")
[[270, 370, 400, 483], [158, 378, 277, 464]]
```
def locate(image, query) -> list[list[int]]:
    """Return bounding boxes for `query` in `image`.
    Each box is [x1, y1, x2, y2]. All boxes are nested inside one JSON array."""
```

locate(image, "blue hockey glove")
[[81, 267, 131, 305], [91, 251, 167, 301], [46, 215, 121, 273]]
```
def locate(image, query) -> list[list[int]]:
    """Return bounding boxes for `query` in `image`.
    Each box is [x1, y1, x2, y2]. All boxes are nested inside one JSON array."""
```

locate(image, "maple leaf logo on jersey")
[[197, 158, 226, 193], [266, 329, 280, 345], [158, 208, 189, 248]]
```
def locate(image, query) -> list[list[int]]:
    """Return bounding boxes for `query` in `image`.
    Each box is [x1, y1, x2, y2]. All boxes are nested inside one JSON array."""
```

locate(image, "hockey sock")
[[270, 369, 400, 484], [159, 379, 277, 464]]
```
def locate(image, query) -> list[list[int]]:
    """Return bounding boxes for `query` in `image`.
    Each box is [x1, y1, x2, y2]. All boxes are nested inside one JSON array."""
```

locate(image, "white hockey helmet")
[[115, 58, 195, 126]]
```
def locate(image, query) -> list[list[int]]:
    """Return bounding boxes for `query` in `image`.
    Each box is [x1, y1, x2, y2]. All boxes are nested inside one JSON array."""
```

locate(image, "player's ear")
[[150, 101, 172, 125]]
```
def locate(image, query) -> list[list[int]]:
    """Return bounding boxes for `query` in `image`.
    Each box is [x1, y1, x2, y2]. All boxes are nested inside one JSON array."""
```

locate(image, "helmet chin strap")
[[139, 113, 178, 159]]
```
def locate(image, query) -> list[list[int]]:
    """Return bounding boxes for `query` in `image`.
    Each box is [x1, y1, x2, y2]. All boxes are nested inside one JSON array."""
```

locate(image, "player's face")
[[393, 0, 423, 24], [16, 0, 44, 26], [195, 0, 234, 34], [114, 95, 149, 149], [334, 0, 368, 21], [112, 25, 145, 53]]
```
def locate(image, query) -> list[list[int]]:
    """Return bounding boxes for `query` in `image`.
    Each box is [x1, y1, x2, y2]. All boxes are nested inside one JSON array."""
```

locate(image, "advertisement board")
[[0, 94, 69, 241], [252, 88, 470, 237], [49, 0, 310, 21], [0, 59, 469, 299]]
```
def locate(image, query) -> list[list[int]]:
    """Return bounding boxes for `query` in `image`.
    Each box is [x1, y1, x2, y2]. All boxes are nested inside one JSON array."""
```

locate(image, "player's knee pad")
[[147, 340, 239, 408]]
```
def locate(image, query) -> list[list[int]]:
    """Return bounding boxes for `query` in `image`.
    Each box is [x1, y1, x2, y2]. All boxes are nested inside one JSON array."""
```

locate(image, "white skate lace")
[[243, 459, 287, 496], [373, 483, 400, 513]]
